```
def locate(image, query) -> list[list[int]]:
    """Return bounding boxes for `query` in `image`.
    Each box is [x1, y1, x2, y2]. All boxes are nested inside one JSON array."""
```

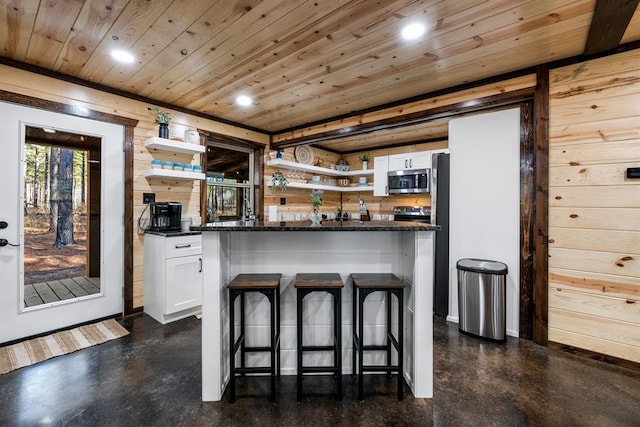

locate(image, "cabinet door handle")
[[409, 159, 413, 168], [405, 159, 408, 168], [175, 244, 192, 249], [199, 258, 202, 273], [385, 185, 388, 195]]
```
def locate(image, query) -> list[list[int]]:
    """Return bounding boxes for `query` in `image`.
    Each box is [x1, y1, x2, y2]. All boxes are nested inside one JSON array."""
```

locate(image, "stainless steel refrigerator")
[[431, 152, 450, 317]]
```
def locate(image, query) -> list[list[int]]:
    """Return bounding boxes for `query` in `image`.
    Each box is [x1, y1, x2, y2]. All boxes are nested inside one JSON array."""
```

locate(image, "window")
[[205, 142, 254, 222]]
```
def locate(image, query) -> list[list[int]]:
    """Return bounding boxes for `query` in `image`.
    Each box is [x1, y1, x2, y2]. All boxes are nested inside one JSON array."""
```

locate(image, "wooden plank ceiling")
[[1, 0, 640, 142]]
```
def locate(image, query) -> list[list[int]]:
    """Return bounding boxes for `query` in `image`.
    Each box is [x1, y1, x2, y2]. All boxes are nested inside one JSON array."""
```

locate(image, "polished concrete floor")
[[1, 314, 639, 426]]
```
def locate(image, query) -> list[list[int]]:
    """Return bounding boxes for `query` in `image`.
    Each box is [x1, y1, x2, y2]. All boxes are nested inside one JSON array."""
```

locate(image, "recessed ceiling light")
[[401, 23, 426, 40], [111, 49, 135, 64], [236, 95, 253, 107]]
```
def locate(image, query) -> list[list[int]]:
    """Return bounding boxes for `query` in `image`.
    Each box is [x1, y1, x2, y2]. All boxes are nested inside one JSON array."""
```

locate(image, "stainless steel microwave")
[[387, 168, 431, 194]]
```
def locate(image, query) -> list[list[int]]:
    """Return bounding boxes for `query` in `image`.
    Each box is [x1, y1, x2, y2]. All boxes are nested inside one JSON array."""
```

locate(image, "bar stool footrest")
[[301, 345, 336, 352], [362, 344, 389, 351], [234, 367, 274, 374], [243, 345, 277, 353], [300, 366, 340, 374], [362, 365, 399, 373]]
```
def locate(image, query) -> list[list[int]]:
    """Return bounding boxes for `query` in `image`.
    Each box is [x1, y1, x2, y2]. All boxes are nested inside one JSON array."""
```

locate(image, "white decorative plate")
[[295, 145, 314, 165]]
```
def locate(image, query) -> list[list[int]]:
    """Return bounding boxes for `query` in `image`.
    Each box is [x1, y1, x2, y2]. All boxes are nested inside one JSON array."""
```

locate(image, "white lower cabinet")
[[144, 233, 203, 324]]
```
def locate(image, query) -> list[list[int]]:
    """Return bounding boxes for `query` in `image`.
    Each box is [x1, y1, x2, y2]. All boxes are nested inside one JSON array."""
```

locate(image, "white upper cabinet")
[[373, 155, 389, 196], [388, 151, 431, 170]]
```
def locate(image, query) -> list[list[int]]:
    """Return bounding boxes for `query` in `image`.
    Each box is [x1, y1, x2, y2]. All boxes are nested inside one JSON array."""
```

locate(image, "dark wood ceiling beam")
[[272, 87, 535, 149], [200, 129, 267, 149], [339, 137, 448, 155], [584, 0, 640, 55]]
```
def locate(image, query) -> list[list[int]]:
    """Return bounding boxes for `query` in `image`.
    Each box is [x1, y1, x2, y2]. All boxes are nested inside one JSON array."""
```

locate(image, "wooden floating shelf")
[[269, 182, 373, 193], [267, 159, 373, 177], [144, 137, 205, 155], [144, 169, 205, 181]]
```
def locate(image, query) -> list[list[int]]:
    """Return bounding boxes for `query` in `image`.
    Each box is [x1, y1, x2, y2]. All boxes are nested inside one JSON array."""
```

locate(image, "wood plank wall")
[[548, 49, 640, 362], [265, 75, 537, 219], [0, 64, 268, 309]]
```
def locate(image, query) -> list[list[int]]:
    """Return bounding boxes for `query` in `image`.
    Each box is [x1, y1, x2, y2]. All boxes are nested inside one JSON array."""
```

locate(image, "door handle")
[[199, 258, 202, 273], [175, 244, 191, 249]]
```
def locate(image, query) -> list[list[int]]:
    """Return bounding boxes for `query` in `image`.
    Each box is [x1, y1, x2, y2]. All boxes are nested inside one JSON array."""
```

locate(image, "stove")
[[393, 206, 431, 223]]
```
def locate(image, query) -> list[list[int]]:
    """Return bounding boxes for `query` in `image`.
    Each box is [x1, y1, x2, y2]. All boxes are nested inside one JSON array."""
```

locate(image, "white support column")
[[202, 231, 222, 401], [412, 230, 434, 398]]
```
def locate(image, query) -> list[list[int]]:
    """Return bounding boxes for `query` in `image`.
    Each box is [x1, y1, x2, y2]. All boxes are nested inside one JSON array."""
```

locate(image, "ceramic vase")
[[310, 208, 321, 226], [159, 122, 169, 139]]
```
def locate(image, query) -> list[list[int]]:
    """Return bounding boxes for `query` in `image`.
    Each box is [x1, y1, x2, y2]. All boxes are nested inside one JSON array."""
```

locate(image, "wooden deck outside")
[[24, 276, 101, 307]]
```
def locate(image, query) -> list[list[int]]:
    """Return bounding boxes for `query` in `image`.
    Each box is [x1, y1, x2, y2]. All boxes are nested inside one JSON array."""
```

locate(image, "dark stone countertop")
[[145, 230, 202, 237], [192, 220, 440, 232]]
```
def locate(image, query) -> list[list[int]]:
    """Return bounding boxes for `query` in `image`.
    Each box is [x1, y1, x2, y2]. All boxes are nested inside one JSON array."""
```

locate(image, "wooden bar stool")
[[294, 273, 343, 402], [351, 273, 405, 401], [227, 273, 281, 403]]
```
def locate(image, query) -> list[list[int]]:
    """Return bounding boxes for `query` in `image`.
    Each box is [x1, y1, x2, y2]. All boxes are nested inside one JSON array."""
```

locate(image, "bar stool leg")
[[333, 289, 338, 374], [386, 290, 392, 376], [397, 290, 404, 401], [229, 290, 237, 403], [240, 292, 246, 376], [276, 288, 281, 377], [296, 288, 303, 403], [352, 282, 357, 377], [336, 289, 343, 401], [358, 289, 365, 401], [268, 290, 276, 402]]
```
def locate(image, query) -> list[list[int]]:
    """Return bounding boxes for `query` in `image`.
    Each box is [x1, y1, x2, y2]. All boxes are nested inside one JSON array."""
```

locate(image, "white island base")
[[201, 228, 435, 401]]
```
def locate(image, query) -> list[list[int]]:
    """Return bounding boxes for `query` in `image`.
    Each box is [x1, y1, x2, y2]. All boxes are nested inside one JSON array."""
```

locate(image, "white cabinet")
[[388, 151, 431, 170], [144, 233, 203, 324], [373, 155, 389, 196]]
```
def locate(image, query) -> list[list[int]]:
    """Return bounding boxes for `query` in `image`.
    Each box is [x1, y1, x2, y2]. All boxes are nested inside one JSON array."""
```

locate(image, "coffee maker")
[[149, 202, 182, 231]]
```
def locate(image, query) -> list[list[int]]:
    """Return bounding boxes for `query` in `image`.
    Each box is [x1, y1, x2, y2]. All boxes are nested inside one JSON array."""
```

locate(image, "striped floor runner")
[[0, 319, 129, 375]]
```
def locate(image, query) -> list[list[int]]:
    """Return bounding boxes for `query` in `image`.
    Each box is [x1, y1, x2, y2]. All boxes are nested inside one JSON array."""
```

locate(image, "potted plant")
[[152, 107, 171, 139], [359, 153, 369, 170], [270, 171, 288, 193]]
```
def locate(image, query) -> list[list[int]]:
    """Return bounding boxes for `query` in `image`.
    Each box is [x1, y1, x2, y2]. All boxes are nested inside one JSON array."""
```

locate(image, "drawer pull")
[[175, 244, 192, 249]]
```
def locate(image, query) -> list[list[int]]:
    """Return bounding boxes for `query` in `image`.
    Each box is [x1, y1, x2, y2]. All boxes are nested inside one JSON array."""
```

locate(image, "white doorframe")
[[0, 102, 124, 343], [448, 108, 521, 337]]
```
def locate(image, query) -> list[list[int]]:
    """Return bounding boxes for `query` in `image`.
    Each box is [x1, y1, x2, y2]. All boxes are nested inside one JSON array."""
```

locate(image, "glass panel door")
[[23, 127, 101, 308]]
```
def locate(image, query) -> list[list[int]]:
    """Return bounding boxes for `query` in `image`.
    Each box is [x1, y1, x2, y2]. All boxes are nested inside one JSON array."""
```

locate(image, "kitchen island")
[[194, 220, 439, 401]]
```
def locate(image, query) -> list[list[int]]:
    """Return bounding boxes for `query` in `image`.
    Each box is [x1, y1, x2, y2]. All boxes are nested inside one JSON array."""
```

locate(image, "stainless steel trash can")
[[457, 258, 508, 342]]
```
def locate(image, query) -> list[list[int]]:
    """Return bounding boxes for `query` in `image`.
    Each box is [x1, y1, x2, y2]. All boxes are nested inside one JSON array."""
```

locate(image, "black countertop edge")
[[191, 220, 440, 232], [145, 230, 202, 237]]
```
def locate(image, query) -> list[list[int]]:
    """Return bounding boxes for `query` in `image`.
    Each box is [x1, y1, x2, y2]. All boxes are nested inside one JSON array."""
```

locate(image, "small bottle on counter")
[[359, 199, 370, 221]]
